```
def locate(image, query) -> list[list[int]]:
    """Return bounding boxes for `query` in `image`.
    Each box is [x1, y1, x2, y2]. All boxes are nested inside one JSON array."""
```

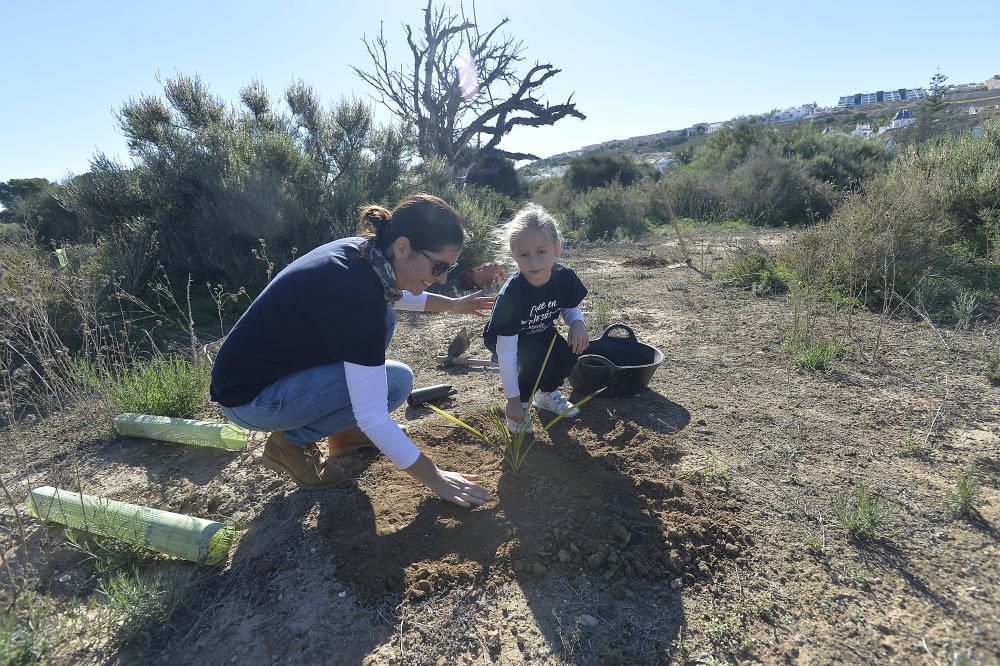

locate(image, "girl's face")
[[391, 237, 461, 295], [511, 227, 559, 287]]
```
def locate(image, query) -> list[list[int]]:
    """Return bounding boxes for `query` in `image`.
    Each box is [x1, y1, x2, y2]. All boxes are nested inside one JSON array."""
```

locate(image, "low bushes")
[[85, 355, 210, 419], [782, 120, 1000, 315]]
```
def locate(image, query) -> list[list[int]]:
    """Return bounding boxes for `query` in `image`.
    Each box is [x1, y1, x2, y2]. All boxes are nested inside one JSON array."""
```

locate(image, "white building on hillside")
[[890, 109, 915, 129], [851, 123, 873, 138], [838, 88, 926, 108], [654, 156, 677, 170]]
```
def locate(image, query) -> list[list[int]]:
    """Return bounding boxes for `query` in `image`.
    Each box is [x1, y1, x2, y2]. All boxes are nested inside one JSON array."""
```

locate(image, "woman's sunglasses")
[[419, 249, 459, 277]]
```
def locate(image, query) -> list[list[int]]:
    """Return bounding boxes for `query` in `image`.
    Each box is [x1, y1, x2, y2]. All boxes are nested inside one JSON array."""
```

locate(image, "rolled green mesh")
[[26, 486, 235, 565], [114, 413, 247, 451]]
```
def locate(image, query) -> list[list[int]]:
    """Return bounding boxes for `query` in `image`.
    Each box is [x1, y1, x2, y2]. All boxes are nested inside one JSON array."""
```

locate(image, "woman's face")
[[390, 237, 462, 295]]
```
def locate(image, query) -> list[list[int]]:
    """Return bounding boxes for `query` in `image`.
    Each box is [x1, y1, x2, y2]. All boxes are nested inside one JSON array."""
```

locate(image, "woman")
[[210, 193, 491, 507]]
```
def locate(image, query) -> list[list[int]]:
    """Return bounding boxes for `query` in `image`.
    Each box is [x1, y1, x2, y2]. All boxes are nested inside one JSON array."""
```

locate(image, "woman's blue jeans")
[[219, 309, 413, 446]]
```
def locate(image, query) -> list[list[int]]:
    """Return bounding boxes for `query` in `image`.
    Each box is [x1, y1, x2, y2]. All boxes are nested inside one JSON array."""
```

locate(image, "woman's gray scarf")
[[364, 240, 403, 305]]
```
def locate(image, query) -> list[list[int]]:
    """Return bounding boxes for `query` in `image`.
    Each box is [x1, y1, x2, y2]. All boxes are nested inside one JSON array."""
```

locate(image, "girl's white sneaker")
[[506, 402, 533, 435], [532, 390, 580, 417]]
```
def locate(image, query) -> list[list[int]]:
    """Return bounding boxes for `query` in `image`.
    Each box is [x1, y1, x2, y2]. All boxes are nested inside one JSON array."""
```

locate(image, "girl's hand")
[[505, 397, 526, 422], [451, 290, 494, 317], [568, 321, 589, 354]]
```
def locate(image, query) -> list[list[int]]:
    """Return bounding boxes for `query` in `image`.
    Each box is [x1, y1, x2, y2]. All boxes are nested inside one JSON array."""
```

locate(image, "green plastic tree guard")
[[113, 413, 247, 451], [26, 486, 234, 565]]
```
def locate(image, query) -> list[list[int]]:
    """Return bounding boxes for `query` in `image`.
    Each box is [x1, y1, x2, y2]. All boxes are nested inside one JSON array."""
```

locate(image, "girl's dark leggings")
[[513, 331, 578, 401]]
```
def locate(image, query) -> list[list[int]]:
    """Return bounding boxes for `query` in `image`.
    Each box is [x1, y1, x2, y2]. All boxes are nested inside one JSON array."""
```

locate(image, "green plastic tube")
[[26, 486, 234, 565], [113, 413, 247, 451]]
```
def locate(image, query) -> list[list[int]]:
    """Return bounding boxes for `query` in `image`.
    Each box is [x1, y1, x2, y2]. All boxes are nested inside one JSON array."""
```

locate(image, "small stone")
[[665, 550, 684, 572], [670, 578, 683, 589], [58, 574, 71, 583], [577, 614, 599, 627], [533, 562, 547, 577], [611, 524, 629, 542], [588, 551, 607, 569], [558, 549, 572, 563], [725, 542, 740, 557], [697, 561, 711, 576], [634, 561, 649, 577], [338, 591, 347, 598]]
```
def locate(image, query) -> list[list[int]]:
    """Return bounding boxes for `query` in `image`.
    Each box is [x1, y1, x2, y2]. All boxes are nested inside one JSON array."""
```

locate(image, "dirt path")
[[3, 228, 998, 665]]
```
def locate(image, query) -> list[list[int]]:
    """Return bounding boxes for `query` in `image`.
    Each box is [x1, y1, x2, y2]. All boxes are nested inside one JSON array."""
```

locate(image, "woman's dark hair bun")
[[358, 205, 392, 241]]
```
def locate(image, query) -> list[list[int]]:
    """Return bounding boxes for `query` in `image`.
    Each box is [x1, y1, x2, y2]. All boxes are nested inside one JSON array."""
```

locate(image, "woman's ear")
[[390, 236, 412, 260]]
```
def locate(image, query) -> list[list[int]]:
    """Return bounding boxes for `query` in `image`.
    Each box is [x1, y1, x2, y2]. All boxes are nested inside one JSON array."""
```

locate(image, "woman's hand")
[[403, 453, 491, 507], [450, 290, 495, 317], [431, 470, 491, 507], [505, 397, 526, 423], [568, 320, 589, 354]]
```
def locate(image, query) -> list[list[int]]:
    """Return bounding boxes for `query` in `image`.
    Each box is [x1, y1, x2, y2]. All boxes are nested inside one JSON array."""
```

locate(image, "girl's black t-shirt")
[[210, 237, 387, 407], [484, 263, 587, 347]]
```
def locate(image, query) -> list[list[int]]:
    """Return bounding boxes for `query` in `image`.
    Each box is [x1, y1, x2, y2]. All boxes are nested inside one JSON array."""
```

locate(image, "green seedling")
[[946, 467, 979, 517], [427, 333, 604, 473], [832, 485, 894, 541]]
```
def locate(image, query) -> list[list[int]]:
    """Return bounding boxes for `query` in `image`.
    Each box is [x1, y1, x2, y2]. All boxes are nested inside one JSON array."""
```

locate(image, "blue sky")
[[1, 0, 998, 183]]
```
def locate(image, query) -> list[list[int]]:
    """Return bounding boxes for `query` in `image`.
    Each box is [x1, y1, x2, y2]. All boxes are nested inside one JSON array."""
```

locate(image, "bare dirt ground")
[[3, 227, 999, 665]]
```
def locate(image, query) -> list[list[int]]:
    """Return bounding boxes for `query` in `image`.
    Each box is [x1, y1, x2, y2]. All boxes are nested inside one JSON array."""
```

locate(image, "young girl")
[[484, 204, 589, 434]]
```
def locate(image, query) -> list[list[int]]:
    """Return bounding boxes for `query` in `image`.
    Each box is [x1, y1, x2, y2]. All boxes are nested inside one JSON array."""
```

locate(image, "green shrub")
[[784, 121, 1000, 303], [63, 75, 411, 291], [564, 180, 647, 240], [784, 323, 846, 372], [90, 355, 210, 418], [983, 349, 1000, 385], [832, 486, 894, 541], [661, 168, 727, 221], [946, 467, 979, 517], [528, 177, 576, 216], [782, 170, 955, 299], [722, 249, 788, 295], [96, 566, 179, 651], [0, 595, 47, 666], [465, 156, 524, 198], [566, 152, 655, 192]]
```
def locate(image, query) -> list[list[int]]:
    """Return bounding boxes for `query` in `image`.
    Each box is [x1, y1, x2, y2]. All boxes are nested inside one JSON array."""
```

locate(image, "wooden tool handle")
[[435, 356, 498, 367]]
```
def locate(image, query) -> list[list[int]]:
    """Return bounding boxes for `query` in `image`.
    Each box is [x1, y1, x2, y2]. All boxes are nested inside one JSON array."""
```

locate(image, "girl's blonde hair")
[[497, 203, 562, 253]]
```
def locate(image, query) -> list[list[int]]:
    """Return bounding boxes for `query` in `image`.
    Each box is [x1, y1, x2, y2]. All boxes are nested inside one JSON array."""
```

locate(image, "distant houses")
[[654, 155, 677, 170], [762, 103, 831, 124], [985, 75, 1000, 91], [837, 88, 925, 108], [851, 123, 873, 138]]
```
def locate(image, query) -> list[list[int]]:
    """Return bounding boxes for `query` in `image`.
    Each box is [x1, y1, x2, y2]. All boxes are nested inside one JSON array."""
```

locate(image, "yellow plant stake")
[[26, 486, 234, 565], [114, 413, 247, 451]]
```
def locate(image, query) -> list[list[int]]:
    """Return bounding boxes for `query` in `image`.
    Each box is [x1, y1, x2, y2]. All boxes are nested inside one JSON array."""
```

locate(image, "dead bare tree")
[[353, 0, 585, 180]]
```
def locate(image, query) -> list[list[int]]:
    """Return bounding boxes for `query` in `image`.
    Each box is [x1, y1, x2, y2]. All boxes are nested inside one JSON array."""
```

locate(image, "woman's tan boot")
[[262, 432, 345, 489], [326, 427, 376, 458]]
